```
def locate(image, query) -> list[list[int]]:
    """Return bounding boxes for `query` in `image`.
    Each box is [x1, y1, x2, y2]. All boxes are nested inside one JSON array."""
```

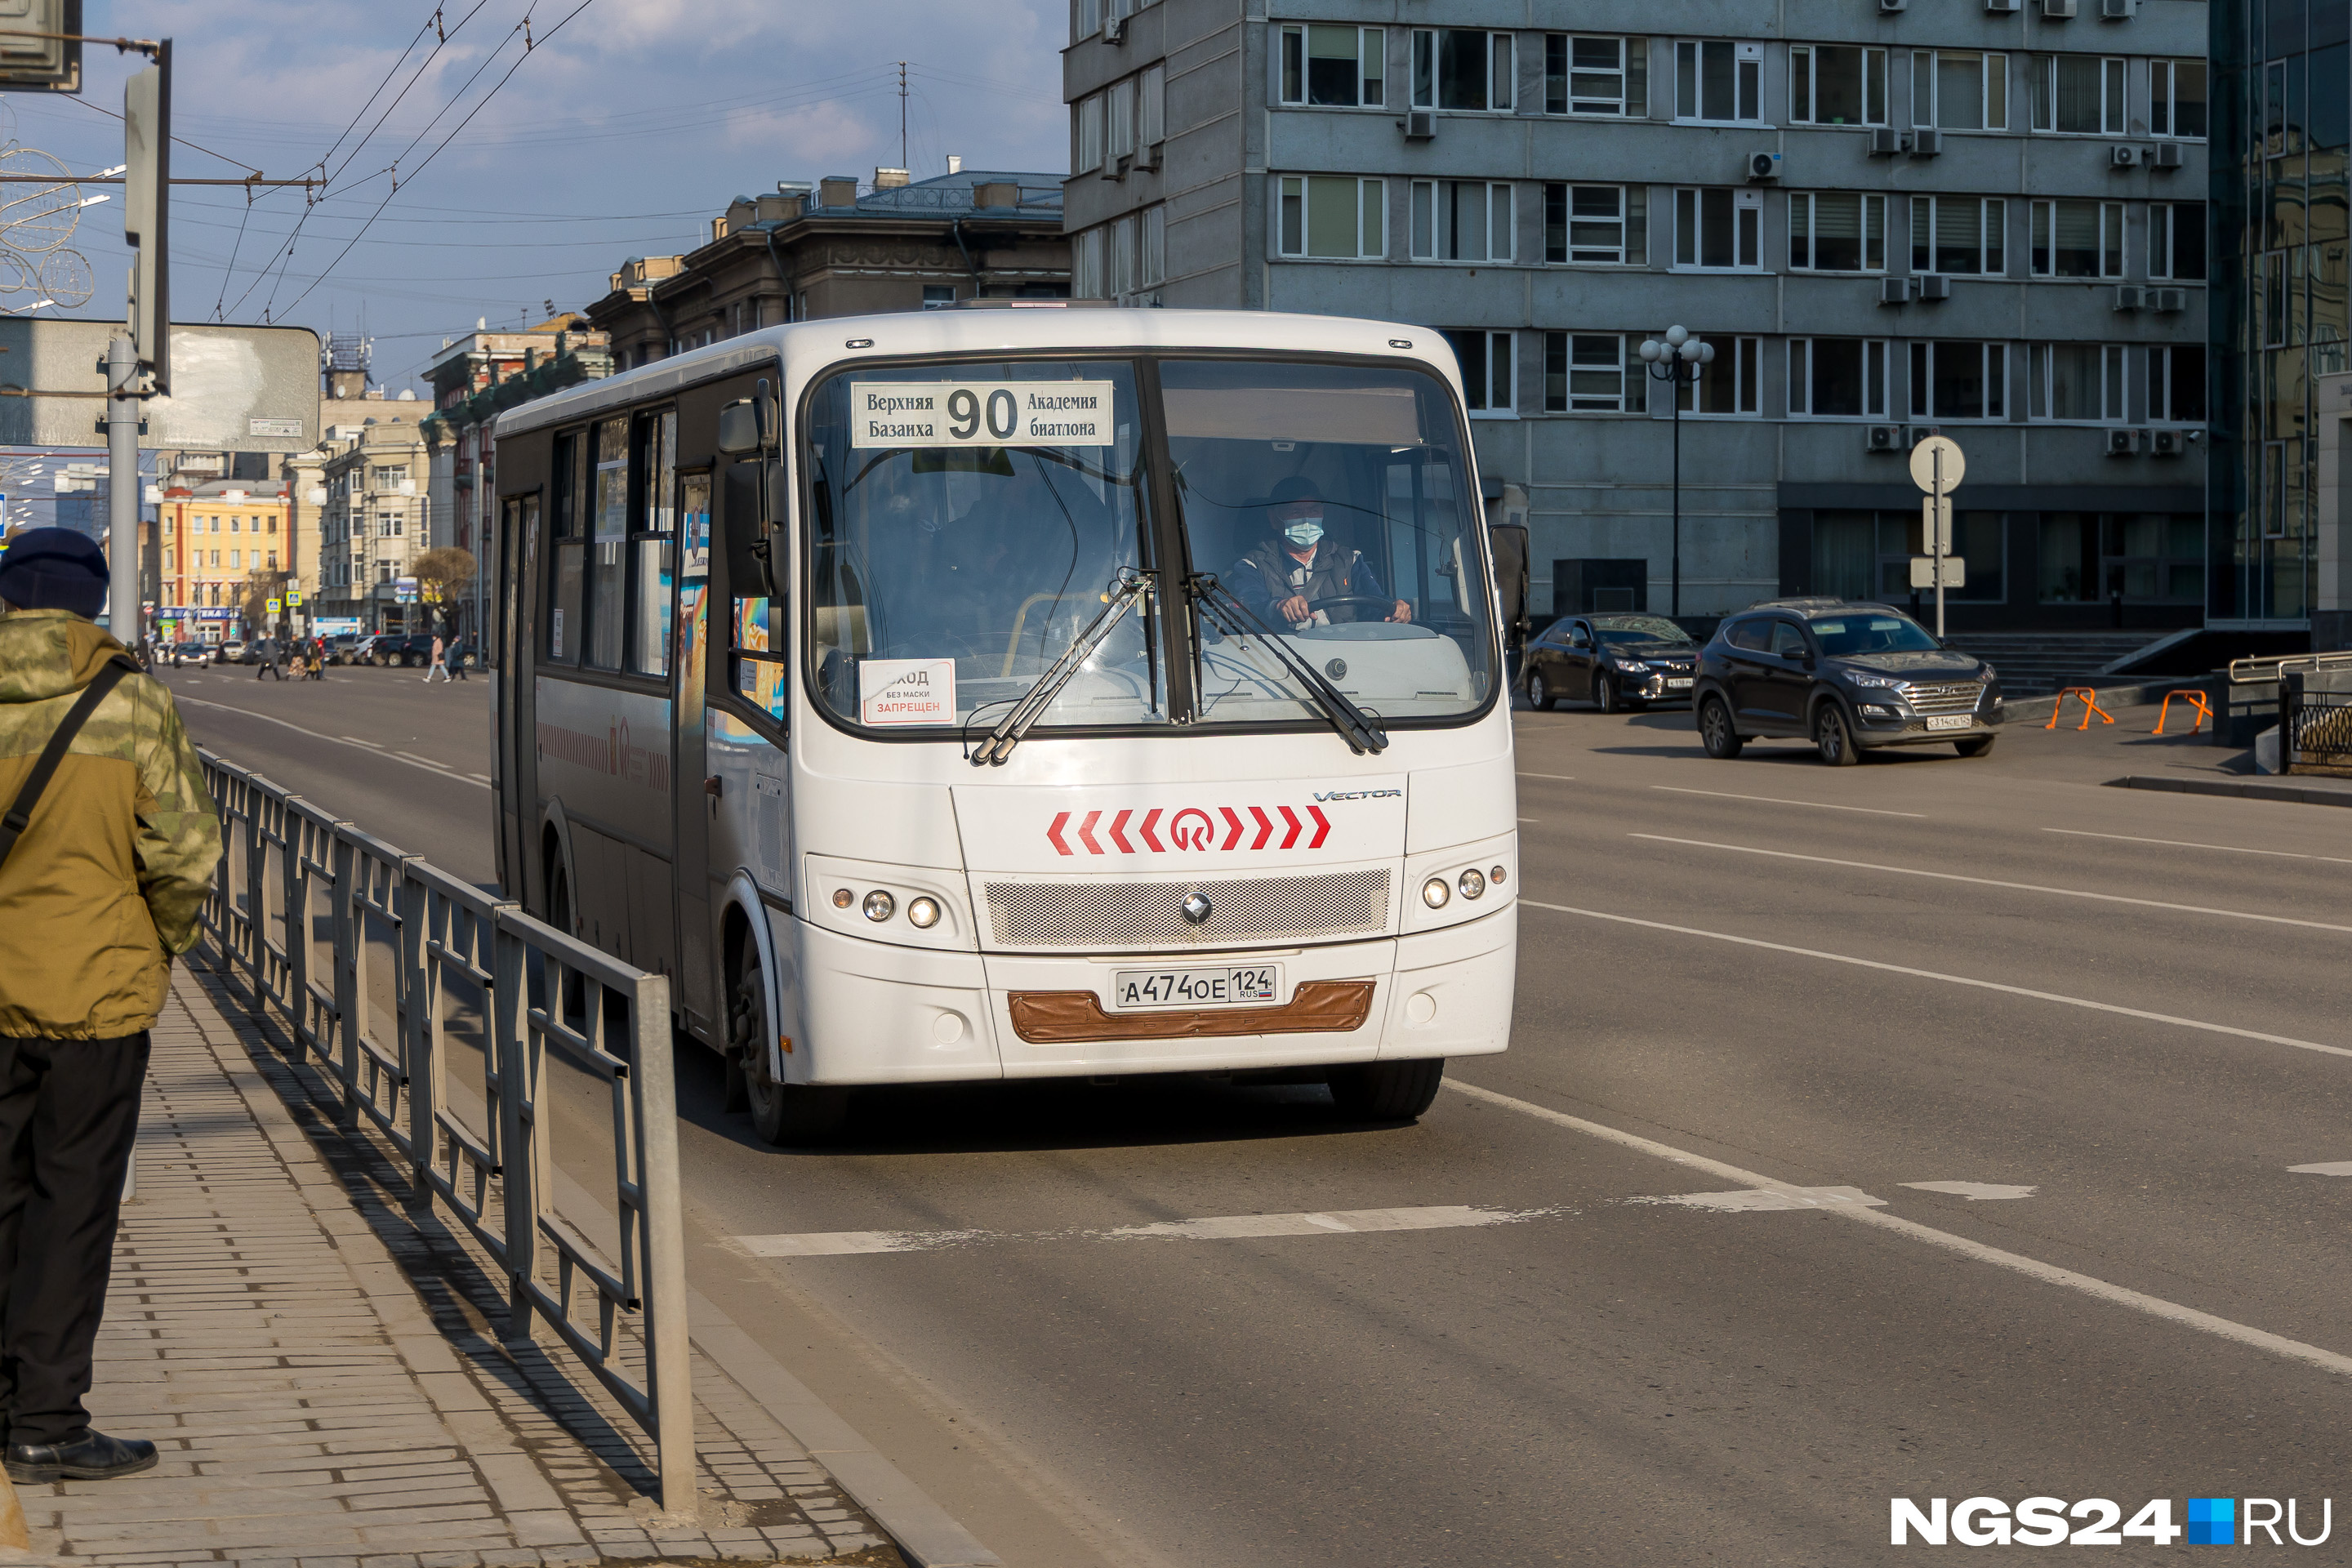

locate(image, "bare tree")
[[412, 546, 477, 635]]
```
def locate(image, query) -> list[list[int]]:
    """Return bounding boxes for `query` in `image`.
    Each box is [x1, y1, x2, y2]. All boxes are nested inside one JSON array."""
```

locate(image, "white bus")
[[488, 307, 1517, 1143]]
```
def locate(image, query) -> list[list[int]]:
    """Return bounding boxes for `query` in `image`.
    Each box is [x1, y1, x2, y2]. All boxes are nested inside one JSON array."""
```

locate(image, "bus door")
[[496, 495, 540, 903], [670, 470, 719, 1037]]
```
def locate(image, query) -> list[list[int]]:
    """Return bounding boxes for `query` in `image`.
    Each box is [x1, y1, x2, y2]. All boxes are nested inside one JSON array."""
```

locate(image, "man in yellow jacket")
[[0, 529, 219, 1484]]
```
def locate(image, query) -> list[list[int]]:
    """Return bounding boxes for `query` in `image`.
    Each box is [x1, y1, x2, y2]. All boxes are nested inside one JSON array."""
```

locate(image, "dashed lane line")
[[1517, 772, 1576, 782], [730, 1205, 1552, 1258], [1646, 785, 1925, 818], [2044, 826, 2352, 866], [1631, 834, 2352, 937], [1520, 899, 2352, 1060], [1445, 1077, 2352, 1381], [173, 694, 488, 791]]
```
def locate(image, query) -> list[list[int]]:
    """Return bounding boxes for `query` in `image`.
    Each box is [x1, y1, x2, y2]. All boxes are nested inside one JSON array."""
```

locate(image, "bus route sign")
[[849, 381, 1114, 448]]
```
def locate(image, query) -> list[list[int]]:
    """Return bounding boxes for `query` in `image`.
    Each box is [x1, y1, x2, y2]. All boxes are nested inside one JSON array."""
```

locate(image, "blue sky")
[[15, 2, 1068, 394]]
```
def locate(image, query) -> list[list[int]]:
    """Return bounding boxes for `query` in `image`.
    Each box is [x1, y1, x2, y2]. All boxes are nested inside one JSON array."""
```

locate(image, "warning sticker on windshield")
[[850, 381, 1114, 448], [860, 657, 957, 726]]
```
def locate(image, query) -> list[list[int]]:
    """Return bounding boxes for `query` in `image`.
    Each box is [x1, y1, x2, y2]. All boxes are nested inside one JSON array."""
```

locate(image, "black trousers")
[[0, 1033, 148, 1446]]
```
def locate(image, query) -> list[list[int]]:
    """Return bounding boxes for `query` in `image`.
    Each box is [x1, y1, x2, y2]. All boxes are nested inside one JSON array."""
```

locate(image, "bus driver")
[[1227, 477, 1411, 628]]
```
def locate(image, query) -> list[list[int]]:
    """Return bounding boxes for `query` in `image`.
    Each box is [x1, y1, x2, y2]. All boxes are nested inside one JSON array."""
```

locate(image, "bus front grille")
[[984, 869, 1391, 949]]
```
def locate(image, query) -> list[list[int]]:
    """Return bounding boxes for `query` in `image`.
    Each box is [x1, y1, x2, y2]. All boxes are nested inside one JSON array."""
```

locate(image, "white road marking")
[[1517, 817, 1539, 823], [1521, 899, 2352, 1060], [468, 773, 492, 783], [1631, 834, 2352, 938], [1637, 1185, 1885, 1213], [173, 695, 489, 791], [732, 1204, 1546, 1258], [2044, 826, 2352, 866], [2288, 1161, 2352, 1177], [1517, 772, 1576, 782], [1903, 1182, 2038, 1201], [1647, 784, 1925, 817], [1445, 1078, 2352, 1381]]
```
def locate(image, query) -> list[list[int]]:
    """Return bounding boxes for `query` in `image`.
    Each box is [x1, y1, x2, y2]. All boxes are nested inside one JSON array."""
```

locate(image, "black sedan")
[[1690, 599, 2003, 766], [1521, 613, 1701, 712]]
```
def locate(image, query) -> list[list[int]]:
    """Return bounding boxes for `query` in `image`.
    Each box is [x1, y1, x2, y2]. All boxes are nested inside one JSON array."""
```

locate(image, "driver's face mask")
[[1281, 513, 1325, 549]]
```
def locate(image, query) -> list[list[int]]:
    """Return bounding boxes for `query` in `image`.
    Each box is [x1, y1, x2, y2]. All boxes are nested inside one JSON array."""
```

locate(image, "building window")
[[2026, 343, 2125, 421], [378, 561, 393, 584], [1910, 196, 2006, 275], [2038, 513, 2204, 603], [1544, 333, 1632, 412], [1073, 225, 1106, 297], [1443, 329, 1515, 414], [1791, 44, 1887, 126], [1281, 24, 1385, 107], [2150, 59, 2207, 138], [2151, 345, 2207, 422], [1788, 192, 1886, 271], [1111, 213, 1138, 292], [266, 552, 277, 570], [2029, 199, 2123, 278], [2150, 203, 2207, 280], [1908, 341, 2007, 420], [1412, 29, 1512, 112], [1911, 51, 2007, 131], [1788, 339, 1889, 417], [229, 515, 240, 532], [1674, 40, 1762, 123], [1075, 92, 1104, 172], [1814, 510, 2005, 603], [1073, 0, 1101, 44], [1678, 336, 1762, 414], [1546, 35, 1646, 117], [922, 285, 956, 309], [2029, 55, 2124, 135], [1141, 204, 1167, 288], [1141, 63, 1165, 145], [1279, 175, 1387, 258], [371, 465, 408, 491], [1108, 76, 1136, 160], [1544, 184, 1642, 264], [1672, 187, 1761, 271], [1410, 179, 1511, 261], [229, 549, 242, 570]]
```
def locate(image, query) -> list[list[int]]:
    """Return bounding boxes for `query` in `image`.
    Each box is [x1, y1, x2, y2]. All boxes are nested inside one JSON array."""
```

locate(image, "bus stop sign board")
[[0, 319, 320, 452]]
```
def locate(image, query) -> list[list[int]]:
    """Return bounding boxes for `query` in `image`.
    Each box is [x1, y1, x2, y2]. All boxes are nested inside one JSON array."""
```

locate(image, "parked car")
[[1690, 598, 2004, 766], [323, 634, 362, 665], [218, 639, 251, 665], [1521, 612, 1702, 713]]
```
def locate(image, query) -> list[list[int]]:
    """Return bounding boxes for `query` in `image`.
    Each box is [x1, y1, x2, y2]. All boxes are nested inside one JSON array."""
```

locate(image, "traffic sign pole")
[[1908, 436, 1967, 639]]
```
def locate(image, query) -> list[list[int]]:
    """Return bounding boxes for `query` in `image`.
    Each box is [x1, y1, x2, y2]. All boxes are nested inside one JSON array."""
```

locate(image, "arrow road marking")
[[731, 1204, 1557, 1258]]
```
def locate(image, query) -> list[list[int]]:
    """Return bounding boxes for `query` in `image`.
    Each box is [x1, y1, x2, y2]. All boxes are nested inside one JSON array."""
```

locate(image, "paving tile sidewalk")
[[7, 964, 902, 1568]]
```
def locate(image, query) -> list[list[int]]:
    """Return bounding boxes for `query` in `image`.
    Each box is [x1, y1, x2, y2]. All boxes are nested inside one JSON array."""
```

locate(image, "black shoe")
[[5, 1432, 158, 1482]]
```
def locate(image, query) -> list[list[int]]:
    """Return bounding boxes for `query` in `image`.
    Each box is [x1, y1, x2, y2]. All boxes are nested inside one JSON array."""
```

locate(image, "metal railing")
[[2281, 679, 2352, 775], [2229, 650, 2352, 684], [196, 750, 695, 1517]]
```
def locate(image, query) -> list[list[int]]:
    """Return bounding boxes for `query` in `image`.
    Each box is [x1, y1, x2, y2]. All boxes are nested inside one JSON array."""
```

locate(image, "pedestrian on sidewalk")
[[423, 632, 451, 684], [254, 635, 283, 680], [0, 528, 220, 1486]]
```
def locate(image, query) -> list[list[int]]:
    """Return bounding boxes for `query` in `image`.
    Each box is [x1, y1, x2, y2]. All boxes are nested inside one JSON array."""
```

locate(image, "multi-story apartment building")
[[154, 479, 292, 644], [315, 414, 431, 634], [2216, 0, 2346, 647], [1067, 1, 2211, 635]]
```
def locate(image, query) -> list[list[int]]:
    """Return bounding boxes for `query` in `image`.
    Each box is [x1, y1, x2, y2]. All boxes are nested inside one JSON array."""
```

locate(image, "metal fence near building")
[[2281, 673, 2352, 775], [194, 750, 697, 1517]]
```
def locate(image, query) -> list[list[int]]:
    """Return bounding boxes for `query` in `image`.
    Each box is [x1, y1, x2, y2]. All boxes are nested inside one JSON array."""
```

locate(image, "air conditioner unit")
[[2112, 145, 2140, 167], [1870, 127, 1908, 156], [2151, 287, 2187, 312], [2100, 0, 2135, 16], [1905, 425, 1940, 447], [1103, 154, 1130, 180], [2105, 426, 2140, 456], [1132, 142, 1160, 171], [1867, 425, 1904, 452], [1402, 110, 1436, 140], [1103, 15, 1125, 42], [1880, 276, 1912, 305], [2043, 0, 2078, 16], [1916, 274, 1952, 301], [2151, 429, 2184, 456], [1880, 0, 1908, 11], [2114, 284, 2145, 310], [1911, 128, 1944, 156], [1747, 151, 1783, 181], [2153, 140, 2185, 169]]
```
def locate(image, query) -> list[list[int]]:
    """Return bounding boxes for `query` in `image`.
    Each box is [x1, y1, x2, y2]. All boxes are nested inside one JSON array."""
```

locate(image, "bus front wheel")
[[729, 942, 849, 1146], [1327, 1058, 1445, 1120]]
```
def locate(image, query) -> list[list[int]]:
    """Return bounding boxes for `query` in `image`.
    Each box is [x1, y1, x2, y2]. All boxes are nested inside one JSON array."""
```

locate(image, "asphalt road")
[[170, 664, 2352, 1566]]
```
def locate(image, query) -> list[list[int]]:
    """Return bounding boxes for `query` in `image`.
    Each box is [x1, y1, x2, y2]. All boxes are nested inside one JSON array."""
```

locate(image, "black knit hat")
[[0, 527, 109, 618]]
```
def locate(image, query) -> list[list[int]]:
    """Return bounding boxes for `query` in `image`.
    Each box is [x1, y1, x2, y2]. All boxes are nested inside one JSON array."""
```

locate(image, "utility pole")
[[897, 61, 908, 171]]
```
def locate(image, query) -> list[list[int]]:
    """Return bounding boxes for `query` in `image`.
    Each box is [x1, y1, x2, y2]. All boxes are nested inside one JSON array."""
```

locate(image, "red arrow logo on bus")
[[1046, 804, 1336, 856]]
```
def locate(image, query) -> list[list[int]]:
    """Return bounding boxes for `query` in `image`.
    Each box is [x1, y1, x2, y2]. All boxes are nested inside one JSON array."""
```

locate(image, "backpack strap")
[[0, 655, 140, 871]]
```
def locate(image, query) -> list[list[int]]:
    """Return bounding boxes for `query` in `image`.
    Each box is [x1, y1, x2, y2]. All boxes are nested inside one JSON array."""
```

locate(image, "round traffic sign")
[[1909, 435, 1966, 493]]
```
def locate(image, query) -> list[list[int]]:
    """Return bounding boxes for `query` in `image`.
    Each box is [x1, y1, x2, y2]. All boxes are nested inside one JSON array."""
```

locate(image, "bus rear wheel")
[[1327, 1058, 1446, 1120], [729, 942, 849, 1147]]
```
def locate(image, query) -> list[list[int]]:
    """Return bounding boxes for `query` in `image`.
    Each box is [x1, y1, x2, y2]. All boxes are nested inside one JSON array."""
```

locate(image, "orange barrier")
[[2153, 688, 2212, 736], [2046, 687, 2114, 731]]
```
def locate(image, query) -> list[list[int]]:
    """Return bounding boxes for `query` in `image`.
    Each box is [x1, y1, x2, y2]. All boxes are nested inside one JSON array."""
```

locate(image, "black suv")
[[1691, 599, 2004, 765]]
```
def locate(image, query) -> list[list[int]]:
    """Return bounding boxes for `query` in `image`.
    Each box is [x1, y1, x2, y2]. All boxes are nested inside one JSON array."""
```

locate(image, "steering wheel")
[[1296, 593, 1402, 625]]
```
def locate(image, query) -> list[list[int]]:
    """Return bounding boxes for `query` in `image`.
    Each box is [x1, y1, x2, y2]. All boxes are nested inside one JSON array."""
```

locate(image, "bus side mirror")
[[717, 399, 762, 456]]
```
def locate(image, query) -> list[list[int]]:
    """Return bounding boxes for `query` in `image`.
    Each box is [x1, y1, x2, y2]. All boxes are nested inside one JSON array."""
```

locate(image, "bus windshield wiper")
[[1186, 573, 1388, 755], [969, 569, 1155, 767]]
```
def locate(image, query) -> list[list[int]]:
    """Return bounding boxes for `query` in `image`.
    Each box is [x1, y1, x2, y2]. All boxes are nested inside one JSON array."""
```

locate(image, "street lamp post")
[[1637, 327, 1714, 619]]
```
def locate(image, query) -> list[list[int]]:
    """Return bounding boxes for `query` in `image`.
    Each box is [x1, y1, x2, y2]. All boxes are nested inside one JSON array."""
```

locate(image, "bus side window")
[[723, 461, 787, 724]]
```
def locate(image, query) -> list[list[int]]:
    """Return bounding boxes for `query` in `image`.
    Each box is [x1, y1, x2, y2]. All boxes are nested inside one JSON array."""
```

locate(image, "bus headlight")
[[906, 896, 941, 929], [831, 889, 853, 909], [1457, 868, 1486, 900], [862, 889, 896, 922], [1421, 876, 1450, 909]]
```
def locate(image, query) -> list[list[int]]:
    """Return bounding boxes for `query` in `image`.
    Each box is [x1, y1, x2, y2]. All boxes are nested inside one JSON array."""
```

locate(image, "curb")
[[2105, 774, 2352, 808]]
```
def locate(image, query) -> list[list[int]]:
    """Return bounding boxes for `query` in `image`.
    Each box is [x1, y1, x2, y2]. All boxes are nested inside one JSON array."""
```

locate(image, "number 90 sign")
[[850, 381, 1115, 449]]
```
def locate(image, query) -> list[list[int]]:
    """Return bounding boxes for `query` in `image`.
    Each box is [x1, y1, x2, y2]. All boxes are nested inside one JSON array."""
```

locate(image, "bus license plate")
[[1925, 713, 1972, 731], [1111, 965, 1281, 1010]]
